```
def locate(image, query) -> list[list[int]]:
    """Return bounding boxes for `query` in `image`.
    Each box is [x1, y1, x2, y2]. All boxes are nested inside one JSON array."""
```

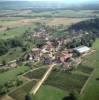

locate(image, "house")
[[7, 60, 17, 68], [41, 54, 52, 65], [56, 50, 72, 63], [31, 48, 40, 61], [73, 46, 91, 55]]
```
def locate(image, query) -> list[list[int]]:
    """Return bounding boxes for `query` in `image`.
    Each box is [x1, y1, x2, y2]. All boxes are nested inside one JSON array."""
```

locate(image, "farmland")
[[24, 67, 48, 79], [0, 4, 99, 100], [0, 47, 24, 63], [0, 65, 30, 85], [32, 85, 67, 100], [9, 80, 37, 100], [79, 39, 99, 100]]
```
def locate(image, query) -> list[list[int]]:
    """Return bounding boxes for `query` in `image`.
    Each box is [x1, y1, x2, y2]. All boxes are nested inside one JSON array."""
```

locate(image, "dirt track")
[[30, 63, 56, 95]]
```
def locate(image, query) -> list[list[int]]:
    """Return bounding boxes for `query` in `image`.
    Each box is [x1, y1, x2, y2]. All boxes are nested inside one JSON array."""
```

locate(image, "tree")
[[35, 39, 46, 48], [16, 79, 23, 86], [0, 85, 7, 95], [2, 60, 6, 65], [25, 94, 32, 100], [63, 92, 77, 100]]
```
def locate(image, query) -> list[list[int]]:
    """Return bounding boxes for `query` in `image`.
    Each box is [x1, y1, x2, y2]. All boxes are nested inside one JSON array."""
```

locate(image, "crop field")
[[79, 39, 99, 100], [0, 25, 29, 39], [45, 70, 88, 93], [0, 47, 24, 63], [24, 67, 48, 79], [80, 68, 99, 100], [13, 10, 99, 18], [32, 85, 67, 100], [0, 65, 30, 85], [82, 39, 99, 67], [9, 80, 37, 100], [46, 18, 87, 26]]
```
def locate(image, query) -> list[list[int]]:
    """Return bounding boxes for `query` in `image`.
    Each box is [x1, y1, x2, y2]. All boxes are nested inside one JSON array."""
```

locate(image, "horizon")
[[0, 0, 99, 4]]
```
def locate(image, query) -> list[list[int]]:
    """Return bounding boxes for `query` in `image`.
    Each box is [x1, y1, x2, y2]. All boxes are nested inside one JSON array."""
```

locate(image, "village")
[[1, 26, 93, 71], [0, 23, 96, 100], [21, 28, 93, 71]]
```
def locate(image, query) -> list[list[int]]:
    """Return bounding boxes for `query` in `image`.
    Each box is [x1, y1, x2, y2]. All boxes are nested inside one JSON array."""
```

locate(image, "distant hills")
[[0, 1, 99, 10]]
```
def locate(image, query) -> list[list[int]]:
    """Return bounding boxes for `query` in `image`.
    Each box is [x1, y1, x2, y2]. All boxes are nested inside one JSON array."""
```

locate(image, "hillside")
[[68, 18, 99, 36]]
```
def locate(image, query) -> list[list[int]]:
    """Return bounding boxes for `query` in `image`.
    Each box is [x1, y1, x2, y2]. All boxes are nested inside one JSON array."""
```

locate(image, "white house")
[[73, 46, 91, 54]]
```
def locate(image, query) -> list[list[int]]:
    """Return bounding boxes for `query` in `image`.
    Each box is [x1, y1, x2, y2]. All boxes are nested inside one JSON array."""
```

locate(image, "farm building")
[[73, 46, 91, 54], [56, 50, 72, 63]]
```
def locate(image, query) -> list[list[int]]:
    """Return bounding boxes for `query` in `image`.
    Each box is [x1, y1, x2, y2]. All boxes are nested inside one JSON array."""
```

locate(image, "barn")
[[73, 46, 91, 54]]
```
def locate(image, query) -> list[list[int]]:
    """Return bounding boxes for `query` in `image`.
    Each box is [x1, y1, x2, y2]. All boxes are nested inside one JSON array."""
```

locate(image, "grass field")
[[80, 68, 99, 100], [15, 10, 99, 18], [24, 67, 48, 79], [0, 25, 29, 39], [32, 85, 67, 100], [0, 65, 30, 85], [9, 80, 36, 100], [82, 39, 99, 68], [45, 70, 88, 93], [0, 47, 24, 63], [79, 39, 99, 100]]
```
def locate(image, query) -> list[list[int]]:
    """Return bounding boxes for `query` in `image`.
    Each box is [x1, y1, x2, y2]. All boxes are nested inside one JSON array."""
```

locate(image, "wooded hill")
[[68, 18, 99, 36]]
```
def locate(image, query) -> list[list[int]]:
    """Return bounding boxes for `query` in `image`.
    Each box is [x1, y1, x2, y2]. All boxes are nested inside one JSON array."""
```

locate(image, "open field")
[[9, 80, 36, 100], [0, 25, 29, 39], [79, 68, 99, 100], [32, 85, 67, 100], [79, 39, 99, 100], [12, 10, 99, 18], [46, 18, 87, 26], [24, 67, 48, 79], [82, 39, 99, 68], [0, 65, 30, 85], [45, 70, 88, 93], [0, 47, 24, 63]]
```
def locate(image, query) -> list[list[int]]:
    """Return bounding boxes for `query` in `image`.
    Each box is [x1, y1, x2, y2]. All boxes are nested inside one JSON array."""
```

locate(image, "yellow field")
[[0, 17, 87, 32], [46, 18, 87, 25]]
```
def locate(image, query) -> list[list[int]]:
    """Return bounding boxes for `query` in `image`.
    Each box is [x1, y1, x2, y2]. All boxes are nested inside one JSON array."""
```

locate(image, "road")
[[30, 63, 56, 95]]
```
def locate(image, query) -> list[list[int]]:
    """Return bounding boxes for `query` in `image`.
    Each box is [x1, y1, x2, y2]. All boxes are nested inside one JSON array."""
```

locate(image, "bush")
[[0, 85, 7, 95]]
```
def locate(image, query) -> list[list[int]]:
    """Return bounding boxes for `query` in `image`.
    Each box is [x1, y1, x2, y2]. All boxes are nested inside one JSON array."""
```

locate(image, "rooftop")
[[74, 46, 90, 53]]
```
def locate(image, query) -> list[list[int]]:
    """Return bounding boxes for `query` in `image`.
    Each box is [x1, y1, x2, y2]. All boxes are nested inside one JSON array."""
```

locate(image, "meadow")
[[32, 85, 67, 100], [0, 47, 24, 63], [24, 67, 48, 79], [0, 65, 30, 85], [79, 39, 99, 100], [9, 80, 37, 100]]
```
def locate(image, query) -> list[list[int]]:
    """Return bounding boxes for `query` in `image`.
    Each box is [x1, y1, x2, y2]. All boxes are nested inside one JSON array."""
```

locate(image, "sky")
[[1, 0, 99, 4]]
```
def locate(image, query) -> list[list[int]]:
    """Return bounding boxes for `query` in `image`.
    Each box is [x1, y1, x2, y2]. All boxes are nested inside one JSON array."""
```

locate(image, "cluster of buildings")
[[23, 29, 91, 70], [2, 27, 91, 70]]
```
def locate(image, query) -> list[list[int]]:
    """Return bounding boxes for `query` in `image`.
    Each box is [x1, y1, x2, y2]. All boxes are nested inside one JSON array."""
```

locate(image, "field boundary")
[[80, 69, 96, 95]]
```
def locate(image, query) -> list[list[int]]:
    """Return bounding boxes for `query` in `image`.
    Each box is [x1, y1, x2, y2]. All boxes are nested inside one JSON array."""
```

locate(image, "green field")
[[0, 25, 29, 39], [32, 85, 67, 100], [14, 10, 99, 18], [24, 67, 48, 79], [0, 47, 24, 63], [80, 68, 99, 100], [79, 39, 99, 100], [9, 80, 36, 100], [45, 70, 88, 93], [0, 65, 30, 85], [82, 39, 99, 68]]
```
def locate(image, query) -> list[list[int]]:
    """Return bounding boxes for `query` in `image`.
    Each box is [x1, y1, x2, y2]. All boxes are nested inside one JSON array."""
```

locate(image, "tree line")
[[66, 33, 96, 49], [0, 37, 23, 56], [68, 18, 99, 37]]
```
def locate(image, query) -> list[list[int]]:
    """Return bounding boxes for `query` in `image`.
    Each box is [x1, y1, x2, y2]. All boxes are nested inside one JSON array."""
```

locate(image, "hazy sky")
[[1, 0, 99, 4]]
